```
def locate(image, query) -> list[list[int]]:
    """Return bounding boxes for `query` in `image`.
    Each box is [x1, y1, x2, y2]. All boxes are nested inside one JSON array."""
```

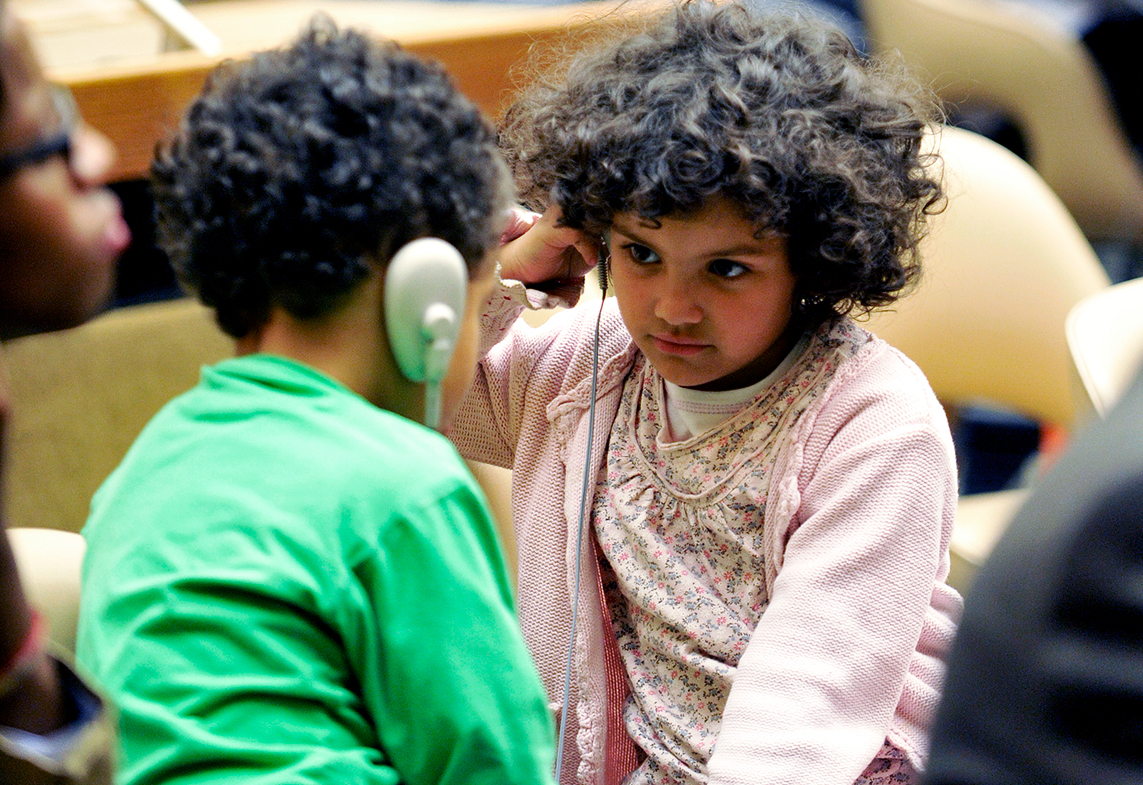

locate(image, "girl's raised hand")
[[498, 206, 600, 295]]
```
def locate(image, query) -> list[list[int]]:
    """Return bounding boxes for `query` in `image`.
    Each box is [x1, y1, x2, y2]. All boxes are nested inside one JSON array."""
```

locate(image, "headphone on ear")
[[384, 237, 468, 429], [597, 235, 610, 296]]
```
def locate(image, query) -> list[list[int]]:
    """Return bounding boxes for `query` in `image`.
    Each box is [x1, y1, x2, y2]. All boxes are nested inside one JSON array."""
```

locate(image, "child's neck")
[[240, 279, 423, 422]]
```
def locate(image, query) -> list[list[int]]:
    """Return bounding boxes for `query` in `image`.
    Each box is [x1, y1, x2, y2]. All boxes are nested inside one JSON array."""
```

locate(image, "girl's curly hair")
[[500, 0, 944, 323], [152, 17, 511, 338]]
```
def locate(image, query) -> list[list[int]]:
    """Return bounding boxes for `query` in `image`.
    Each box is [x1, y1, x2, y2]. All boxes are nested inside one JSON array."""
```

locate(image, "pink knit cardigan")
[[450, 280, 962, 785]]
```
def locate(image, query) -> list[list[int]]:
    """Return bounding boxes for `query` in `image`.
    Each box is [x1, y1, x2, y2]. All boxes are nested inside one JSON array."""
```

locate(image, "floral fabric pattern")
[[855, 744, 916, 785]]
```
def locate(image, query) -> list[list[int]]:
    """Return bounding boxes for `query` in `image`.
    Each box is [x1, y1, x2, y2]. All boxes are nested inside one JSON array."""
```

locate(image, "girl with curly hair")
[[449, 3, 960, 784]]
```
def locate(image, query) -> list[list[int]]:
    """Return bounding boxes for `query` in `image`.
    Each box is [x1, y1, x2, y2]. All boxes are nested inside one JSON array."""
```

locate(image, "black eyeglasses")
[[0, 85, 77, 179]]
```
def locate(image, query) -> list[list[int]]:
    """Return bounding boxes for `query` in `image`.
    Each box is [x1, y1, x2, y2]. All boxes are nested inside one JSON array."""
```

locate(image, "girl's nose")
[[653, 276, 702, 325], [69, 123, 115, 189]]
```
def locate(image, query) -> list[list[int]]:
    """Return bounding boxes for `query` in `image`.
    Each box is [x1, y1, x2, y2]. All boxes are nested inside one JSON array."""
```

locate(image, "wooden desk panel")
[[14, 0, 646, 181]]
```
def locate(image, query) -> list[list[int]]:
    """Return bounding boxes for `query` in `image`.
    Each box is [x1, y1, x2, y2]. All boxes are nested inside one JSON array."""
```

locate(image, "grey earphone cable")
[[553, 257, 608, 783]]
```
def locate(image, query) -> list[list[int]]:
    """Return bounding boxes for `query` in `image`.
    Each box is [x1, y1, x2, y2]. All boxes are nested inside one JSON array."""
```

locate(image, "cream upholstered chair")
[[860, 0, 1143, 247], [864, 124, 1110, 592], [7, 528, 87, 652], [1066, 276, 1143, 420], [465, 460, 517, 578]]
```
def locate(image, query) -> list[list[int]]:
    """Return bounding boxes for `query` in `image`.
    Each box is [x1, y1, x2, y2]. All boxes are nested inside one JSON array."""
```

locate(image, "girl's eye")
[[624, 243, 660, 265], [709, 259, 748, 278]]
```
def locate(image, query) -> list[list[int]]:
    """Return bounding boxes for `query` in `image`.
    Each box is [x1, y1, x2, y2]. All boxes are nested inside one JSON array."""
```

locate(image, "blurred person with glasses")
[[0, 0, 130, 781]]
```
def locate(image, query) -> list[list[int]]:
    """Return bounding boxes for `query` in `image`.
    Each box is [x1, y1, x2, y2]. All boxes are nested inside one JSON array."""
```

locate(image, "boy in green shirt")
[[77, 19, 555, 785]]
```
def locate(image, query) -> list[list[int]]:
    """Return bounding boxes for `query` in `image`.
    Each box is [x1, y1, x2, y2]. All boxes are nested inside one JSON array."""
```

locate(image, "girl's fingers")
[[571, 237, 600, 274], [500, 206, 542, 246]]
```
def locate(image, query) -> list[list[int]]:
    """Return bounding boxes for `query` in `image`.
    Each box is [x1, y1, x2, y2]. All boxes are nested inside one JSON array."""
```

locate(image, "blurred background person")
[[924, 366, 1143, 784], [0, 0, 130, 779]]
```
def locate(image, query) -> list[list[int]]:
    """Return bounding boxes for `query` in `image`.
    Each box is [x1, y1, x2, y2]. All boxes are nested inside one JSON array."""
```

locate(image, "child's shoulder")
[[816, 317, 932, 385], [808, 317, 947, 427], [193, 353, 472, 493]]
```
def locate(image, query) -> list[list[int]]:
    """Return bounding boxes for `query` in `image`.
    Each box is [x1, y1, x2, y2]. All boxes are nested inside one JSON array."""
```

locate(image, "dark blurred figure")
[[925, 367, 1143, 783], [1081, 0, 1143, 155], [0, 0, 129, 779]]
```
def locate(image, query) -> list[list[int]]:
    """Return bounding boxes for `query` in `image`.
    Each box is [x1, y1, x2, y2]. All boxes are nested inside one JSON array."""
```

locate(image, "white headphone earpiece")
[[384, 237, 467, 428]]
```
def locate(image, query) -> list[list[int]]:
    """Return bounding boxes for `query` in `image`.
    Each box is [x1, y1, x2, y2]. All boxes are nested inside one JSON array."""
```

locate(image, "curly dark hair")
[[152, 16, 511, 338], [500, 0, 944, 323]]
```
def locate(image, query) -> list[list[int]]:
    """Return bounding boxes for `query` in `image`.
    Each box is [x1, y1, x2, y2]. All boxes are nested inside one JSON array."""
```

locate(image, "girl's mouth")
[[651, 334, 709, 357]]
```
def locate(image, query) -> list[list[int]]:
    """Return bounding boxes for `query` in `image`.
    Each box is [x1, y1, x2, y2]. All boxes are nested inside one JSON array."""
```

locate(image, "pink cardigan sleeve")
[[708, 343, 961, 785], [451, 278, 631, 469], [452, 278, 577, 468]]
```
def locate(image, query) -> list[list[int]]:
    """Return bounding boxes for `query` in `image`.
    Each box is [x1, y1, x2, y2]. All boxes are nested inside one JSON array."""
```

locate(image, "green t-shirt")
[[77, 355, 555, 785]]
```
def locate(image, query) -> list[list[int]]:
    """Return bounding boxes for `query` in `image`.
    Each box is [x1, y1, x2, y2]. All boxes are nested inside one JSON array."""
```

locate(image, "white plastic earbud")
[[383, 237, 467, 428]]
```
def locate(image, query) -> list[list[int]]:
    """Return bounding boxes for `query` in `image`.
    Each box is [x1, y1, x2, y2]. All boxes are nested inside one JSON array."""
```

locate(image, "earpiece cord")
[[423, 381, 442, 431], [553, 289, 607, 784]]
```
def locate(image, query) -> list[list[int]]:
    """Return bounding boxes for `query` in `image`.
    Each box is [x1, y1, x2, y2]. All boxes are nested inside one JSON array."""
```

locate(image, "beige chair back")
[[861, 0, 1143, 245], [1066, 276, 1143, 419], [2, 298, 233, 534], [865, 125, 1110, 592], [865, 124, 1110, 431]]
